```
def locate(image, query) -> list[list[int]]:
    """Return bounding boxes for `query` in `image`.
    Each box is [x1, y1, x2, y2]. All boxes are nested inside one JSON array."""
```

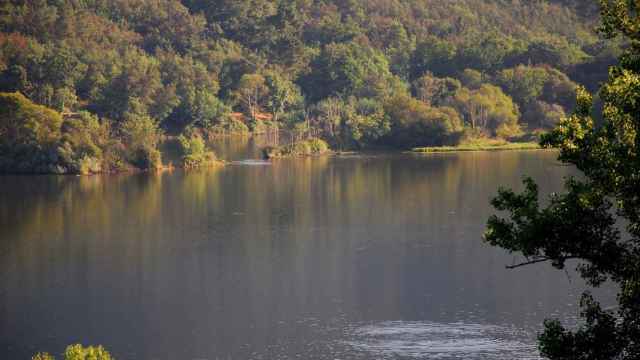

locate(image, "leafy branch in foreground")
[[485, 1, 640, 358], [33, 344, 113, 360]]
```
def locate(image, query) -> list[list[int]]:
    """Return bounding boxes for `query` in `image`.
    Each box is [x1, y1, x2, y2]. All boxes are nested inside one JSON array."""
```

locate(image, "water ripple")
[[344, 321, 541, 359]]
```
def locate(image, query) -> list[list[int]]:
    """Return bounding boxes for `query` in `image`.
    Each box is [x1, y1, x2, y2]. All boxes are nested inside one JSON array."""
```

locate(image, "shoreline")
[[0, 139, 552, 175], [411, 142, 543, 153], [0, 160, 226, 176]]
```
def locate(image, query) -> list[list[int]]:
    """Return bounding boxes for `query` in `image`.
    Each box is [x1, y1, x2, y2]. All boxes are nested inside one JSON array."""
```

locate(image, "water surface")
[[0, 146, 605, 359]]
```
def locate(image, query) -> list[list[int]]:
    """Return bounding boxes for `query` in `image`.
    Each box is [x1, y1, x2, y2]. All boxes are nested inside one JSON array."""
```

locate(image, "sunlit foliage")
[[32, 344, 113, 360], [0, 0, 616, 169]]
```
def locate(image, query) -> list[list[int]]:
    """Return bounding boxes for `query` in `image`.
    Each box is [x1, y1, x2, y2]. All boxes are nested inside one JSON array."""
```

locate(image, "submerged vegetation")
[[0, 0, 617, 172]]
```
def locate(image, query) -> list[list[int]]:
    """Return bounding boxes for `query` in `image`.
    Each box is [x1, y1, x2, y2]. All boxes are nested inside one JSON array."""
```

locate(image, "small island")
[[262, 138, 331, 159]]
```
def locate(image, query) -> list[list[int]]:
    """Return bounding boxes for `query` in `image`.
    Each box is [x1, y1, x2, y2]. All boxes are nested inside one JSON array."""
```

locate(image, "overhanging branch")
[[506, 256, 579, 269]]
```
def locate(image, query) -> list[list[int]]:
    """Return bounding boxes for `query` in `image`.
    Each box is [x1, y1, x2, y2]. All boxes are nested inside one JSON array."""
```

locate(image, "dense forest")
[[0, 0, 619, 173]]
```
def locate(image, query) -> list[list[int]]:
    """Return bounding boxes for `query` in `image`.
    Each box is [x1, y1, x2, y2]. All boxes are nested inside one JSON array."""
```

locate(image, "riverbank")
[[412, 139, 542, 153]]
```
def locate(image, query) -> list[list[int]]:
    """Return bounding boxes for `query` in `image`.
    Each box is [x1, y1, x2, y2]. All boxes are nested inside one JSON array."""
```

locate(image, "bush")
[[523, 101, 566, 129], [120, 114, 163, 170], [0, 92, 63, 146], [32, 354, 55, 360], [32, 344, 113, 360], [263, 138, 330, 159], [56, 111, 117, 174], [292, 141, 312, 155], [208, 117, 250, 136], [0, 92, 63, 172], [0, 93, 171, 174], [495, 122, 524, 139], [308, 138, 329, 153], [384, 94, 463, 148], [63, 344, 113, 360], [177, 133, 218, 168], [130, 146, 162, 169], [0, 93, 164, 173]]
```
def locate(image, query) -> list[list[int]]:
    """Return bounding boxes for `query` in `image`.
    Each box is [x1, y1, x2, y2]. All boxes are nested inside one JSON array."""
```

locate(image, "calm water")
[[0, 143, 605, 359]]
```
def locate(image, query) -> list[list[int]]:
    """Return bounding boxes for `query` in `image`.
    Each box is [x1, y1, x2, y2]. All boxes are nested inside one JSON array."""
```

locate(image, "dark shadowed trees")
[[485, 1, 640, 358]]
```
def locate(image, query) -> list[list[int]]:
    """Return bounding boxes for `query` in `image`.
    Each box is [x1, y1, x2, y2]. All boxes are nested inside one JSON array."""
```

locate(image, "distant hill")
[[0, 0, 621, 172]]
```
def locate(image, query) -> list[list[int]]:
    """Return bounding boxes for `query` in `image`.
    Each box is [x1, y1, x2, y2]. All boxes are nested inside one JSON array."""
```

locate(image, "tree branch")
[[505, 256, 579, 269], [506, 258, 552, 269]]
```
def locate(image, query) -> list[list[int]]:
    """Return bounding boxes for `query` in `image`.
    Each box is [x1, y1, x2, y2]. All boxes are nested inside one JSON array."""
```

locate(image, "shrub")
[[308, 138, 329, 153], [385, 94, 463, 148], [120, 114, 163, 170], [56, 111, 116, 174], [495, 122, 524, 139], [0, 92, 63, 146], [177, 133, 217, 168], [292, 141, 312, 155], [63, 344, 113, 360], [0, 92, 64, 172], [32, 344, 113, 360], [130, 146, 162, 169], [208, 117, 249, 136], [263, 138, 330, 159], [31, 353, 55, 360]]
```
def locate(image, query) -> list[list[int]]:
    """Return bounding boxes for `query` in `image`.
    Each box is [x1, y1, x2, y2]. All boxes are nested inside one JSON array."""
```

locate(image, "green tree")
[[120, 112, 162, 170], [495, 65, 577, 129], [264, 70, 303, 122], [342, 97, 390, 148], [0, 91, 62, 147], [96, 48, 162, 122], [52, 87, 77, 112], [0, 92, 123, 174], [313, 96, 344, 139], [455, 32, 524, 73], [452, 84, 521, 137], [411, 36, 456, 78], [459, 68, 484, 90], [156, 50, 220, 128], [384, 93, 463, 148], [519, 40, 588, 69], [412, 72, 461, 106], [57, 111, 111, 174], [0, 64, 29, 92], [230, 73, 269, 119], [485, 1, 640, 358], [177, 132, 217, 168], [379, 20, 416, 77], [0, 0, 620, 169], [301, 40, 394, 102], [523, 101, 566, 129], [495, 65, 550, 107], [187, 90, 229, 129]]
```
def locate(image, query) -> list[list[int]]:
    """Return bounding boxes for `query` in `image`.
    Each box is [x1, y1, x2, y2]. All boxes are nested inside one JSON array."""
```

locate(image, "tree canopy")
[[0, 0, 619, 172]]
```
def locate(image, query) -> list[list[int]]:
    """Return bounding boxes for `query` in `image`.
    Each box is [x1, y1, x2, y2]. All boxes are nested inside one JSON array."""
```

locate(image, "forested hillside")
[[0, 0, 618, 173]]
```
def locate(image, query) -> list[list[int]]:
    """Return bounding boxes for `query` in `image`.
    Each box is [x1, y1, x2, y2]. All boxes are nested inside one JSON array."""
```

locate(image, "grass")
[[412, 138, 542, 153]]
